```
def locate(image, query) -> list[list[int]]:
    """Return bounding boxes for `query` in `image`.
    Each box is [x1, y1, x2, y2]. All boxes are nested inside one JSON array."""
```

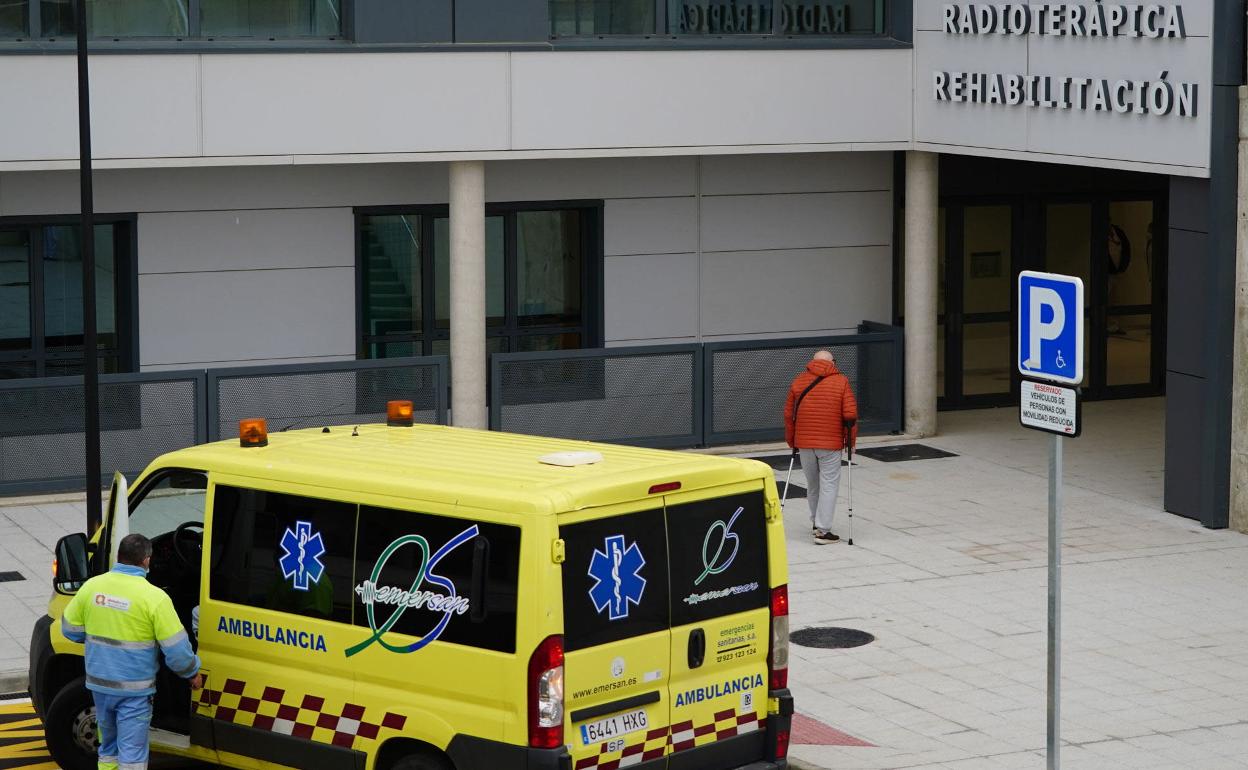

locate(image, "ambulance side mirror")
[[54, 533, 90, 595]]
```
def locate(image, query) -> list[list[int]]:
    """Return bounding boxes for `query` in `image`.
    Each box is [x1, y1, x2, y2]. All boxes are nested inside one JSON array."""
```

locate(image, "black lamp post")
[[75, 0, 102, 534]]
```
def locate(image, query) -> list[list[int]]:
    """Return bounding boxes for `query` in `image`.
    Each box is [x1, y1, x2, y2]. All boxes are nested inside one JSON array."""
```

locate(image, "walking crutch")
[[780, 448, 798, 510], [846, 442, 855, 546]]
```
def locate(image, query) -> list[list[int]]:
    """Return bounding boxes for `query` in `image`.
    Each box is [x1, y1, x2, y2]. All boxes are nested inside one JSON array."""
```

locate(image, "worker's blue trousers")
[[92, 692, 152, 770]]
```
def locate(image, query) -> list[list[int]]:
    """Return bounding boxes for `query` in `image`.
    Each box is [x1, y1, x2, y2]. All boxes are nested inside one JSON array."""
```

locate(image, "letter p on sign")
[[1018, 271, 1084, 386]]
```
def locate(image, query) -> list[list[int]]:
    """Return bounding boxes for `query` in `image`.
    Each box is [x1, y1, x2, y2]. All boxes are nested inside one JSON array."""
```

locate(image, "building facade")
[[0, 0, 1243, 528]]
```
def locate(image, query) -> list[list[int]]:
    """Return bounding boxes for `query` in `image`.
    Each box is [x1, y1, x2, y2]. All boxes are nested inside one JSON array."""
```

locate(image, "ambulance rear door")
[[664, 485, 771, 768], [560, 503, 672, 769]]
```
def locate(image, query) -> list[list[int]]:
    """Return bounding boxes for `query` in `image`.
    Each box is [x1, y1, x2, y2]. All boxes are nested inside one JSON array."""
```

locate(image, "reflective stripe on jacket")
[[61, 564, 200, 696], [784, 359, 859, 450]]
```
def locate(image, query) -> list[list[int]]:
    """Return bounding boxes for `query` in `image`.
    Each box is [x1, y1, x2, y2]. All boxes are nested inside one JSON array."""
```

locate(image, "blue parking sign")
[[1018, 271, 1084, 386]]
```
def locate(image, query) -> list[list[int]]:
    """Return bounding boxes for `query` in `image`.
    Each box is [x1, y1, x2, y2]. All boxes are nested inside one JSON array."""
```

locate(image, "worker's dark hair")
[[117, 533, 153, 566]]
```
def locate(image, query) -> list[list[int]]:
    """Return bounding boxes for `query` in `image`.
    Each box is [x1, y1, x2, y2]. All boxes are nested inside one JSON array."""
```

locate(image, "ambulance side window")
[[667, 492, 769, 627], [209, 485, 357, 625], [560, 509, 670, 652], [353, 506, 521, 653]]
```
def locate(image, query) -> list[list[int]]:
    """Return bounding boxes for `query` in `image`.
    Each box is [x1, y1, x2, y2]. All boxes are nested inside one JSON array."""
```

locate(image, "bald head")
[[813, 350, 834, 363]]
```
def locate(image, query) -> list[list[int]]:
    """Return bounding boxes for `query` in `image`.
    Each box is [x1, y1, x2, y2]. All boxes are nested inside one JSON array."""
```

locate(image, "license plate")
[[579, 708, 649, 745]]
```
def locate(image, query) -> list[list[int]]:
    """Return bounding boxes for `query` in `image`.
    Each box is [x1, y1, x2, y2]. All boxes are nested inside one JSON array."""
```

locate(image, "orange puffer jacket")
[[783, 359, 859, 450]]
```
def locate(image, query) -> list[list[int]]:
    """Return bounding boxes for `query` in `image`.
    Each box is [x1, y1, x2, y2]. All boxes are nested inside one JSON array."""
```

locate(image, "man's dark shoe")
[[812, 530, 840, 545]]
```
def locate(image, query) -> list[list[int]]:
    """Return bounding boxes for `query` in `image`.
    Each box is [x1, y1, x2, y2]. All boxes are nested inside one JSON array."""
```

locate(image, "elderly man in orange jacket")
[[784, 350, 859, 544]]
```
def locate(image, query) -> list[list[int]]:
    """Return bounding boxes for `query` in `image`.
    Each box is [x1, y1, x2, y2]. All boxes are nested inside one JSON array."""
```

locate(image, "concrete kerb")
[[0, 670, 28, 696]]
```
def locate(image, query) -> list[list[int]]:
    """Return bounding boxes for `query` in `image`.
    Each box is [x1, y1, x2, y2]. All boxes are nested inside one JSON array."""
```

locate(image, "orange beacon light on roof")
[[239, 417, 268, 447]]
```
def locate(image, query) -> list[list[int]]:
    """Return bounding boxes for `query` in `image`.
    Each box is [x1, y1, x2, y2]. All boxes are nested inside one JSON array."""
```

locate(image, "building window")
[[6, 0, 341, 39], [0, 219, 135, 379], [550, 0, 656, 36], [552, 0, 885, 36], [40, 0, 190, 37], [200, 0, 342, 38], [0, 0, 28, 36], [357, 203, 601, 358]]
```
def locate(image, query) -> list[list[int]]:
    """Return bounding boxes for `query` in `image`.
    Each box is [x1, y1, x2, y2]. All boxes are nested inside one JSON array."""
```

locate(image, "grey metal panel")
[[1164, 371, 1204, 519], [138, 268, 356, 368], [353, 0, 452, 44], [1168, 176, 1210, 233], [456, 0, 548, 42], [138, 209, 354, 273], [699, 152, 892, 196], [700, 246, 892, 336], [1211, 0, 1246, 86], [1165, 228, 1207, 378], [604, 252, 700, 342], [700, 191, 892, 251], [604, 197, 698, 256], [487, 157, 698, 200]]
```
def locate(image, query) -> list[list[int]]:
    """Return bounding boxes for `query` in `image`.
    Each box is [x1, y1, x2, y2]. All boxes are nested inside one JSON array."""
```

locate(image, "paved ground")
[[778, 398, 1248, 769], [3, 398, 1248, 769]]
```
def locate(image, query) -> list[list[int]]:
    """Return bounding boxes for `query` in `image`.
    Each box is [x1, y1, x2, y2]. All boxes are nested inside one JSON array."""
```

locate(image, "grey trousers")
[[800, 448, 842, 532]]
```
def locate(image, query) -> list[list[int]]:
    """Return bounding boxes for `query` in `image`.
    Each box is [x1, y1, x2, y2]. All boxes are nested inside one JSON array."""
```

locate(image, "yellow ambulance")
[[30, 403, 794, 770]]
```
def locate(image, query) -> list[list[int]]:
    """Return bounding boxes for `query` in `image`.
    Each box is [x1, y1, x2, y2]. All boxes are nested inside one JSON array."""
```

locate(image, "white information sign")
[[1020, 379, 1081, 438]]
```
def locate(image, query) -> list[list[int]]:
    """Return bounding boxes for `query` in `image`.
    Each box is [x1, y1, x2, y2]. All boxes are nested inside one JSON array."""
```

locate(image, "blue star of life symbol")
[[588, 535, 646, 621], [279, 521, 326, 592]]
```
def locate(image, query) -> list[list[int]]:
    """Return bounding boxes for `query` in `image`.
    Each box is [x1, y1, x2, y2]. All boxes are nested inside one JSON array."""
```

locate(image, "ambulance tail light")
[[528, 634, 564, 749], [768, 584, 789, 690], [239, 418, 268, 447], [773, 724, 791, 759]]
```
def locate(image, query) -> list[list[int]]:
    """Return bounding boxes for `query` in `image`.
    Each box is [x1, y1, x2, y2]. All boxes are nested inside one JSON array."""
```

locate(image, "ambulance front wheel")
[[44, 676, 98, 770], [391, 752, 453, 770]]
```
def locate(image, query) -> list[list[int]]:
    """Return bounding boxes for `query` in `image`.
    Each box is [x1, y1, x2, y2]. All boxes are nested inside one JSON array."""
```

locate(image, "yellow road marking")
[[0, 700, 54, 770]]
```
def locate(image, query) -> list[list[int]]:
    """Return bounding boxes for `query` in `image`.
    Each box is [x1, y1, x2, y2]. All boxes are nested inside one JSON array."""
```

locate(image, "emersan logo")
[[674, 674, 764, 708]]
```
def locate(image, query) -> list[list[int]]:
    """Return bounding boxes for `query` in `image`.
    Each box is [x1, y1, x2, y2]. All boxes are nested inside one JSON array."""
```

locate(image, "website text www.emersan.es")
[[574, 677, 639, 700]]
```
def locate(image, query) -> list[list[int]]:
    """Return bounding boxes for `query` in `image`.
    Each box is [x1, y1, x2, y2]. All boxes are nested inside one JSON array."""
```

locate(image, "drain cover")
[[854, 444, 957, 463], [0, 572, 24, 583], [790, 627, 875, 649]]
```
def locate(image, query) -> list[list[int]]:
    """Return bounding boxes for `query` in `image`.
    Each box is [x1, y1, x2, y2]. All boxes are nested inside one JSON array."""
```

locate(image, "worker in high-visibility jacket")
[[61, 533, 202, 770]]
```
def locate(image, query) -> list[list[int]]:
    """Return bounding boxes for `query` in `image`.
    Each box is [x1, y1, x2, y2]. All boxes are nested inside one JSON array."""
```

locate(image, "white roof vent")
[[539, 450, 604, 467]]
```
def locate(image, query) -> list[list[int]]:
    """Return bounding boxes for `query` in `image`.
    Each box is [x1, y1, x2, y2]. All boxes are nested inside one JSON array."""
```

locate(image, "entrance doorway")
[[934, 195, 1166, 409]]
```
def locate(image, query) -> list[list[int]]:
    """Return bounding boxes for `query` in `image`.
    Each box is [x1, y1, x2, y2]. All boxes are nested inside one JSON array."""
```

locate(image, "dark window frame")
[[0, 213, 139, 379], [354, 199, 605, 359]]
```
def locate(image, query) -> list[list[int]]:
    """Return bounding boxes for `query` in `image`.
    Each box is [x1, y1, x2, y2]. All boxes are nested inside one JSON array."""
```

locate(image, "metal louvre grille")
[[706, 329, 902, 445], [492, 347, 699, 447], [209, 360, 444, 441], [0, 374, 202, 492]]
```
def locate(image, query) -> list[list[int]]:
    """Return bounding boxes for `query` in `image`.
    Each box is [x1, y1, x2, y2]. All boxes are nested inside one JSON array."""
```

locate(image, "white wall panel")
[[700, 152, 891, 196], [510, 50, 912, 150], [200, 54, 511, 156], [139, 268, 355, 367], [700, 246, 891, 336], [138, 209, 354, 274], [604, 253, 700, 342], [0, 56, 200, 162], [604, 197, 698, 256], [700, 191, 892, 252]]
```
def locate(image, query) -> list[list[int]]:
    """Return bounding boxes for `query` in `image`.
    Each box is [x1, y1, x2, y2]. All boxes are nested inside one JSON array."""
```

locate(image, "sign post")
[[1017, 270, 1084, 770]]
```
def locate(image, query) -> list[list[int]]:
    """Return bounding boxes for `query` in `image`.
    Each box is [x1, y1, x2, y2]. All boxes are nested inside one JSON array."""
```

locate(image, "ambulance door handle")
[[688, 628, 706, 669]]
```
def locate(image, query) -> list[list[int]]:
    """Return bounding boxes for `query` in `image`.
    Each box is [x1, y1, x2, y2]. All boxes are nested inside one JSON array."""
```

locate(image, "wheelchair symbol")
[[1055, 350, 1068, 370]]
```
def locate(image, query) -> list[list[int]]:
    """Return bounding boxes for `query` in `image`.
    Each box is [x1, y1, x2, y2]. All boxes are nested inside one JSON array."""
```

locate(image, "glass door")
[[1040, 197, 1165, 398], [1105, 200, 1162, 394], [939, 202, 1020, 407]]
